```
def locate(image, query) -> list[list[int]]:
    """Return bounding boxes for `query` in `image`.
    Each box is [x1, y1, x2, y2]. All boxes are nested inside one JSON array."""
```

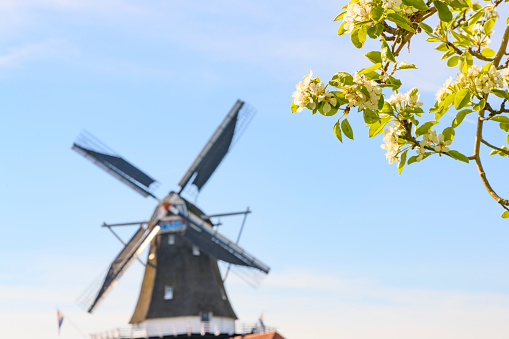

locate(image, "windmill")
[[72, 100, 271, 339]]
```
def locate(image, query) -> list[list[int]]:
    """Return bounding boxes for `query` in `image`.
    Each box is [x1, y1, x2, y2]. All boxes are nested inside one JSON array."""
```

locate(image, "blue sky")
[[2, 1, 509, 338]]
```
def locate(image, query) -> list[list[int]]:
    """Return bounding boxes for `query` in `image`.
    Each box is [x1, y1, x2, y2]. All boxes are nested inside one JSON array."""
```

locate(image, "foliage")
[[291, 0, 509, 217]]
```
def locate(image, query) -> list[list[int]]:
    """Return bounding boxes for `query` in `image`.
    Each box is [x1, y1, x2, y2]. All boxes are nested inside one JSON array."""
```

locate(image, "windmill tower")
[[73, 100, 271, 339]]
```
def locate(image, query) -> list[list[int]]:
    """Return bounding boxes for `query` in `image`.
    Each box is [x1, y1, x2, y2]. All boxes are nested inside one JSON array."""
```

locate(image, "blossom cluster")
[[344, 0, 372, 32], [436, 65, 509, 101], [292, 71, 337, 113], [414, 131, 451, 162], [342, 74, 382, 111], [386, 88, 423, 109], [381, 122, 404, 164]]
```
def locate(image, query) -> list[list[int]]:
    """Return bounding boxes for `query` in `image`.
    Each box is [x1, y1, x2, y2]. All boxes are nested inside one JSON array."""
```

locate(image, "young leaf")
[[501, 211, 509, 218], [370, 5, 384, 21], [402, 0, 429, 10], [368, 116, 391, 137], [399, 62, 417, 69], [452, 109, 472, 127], [358, 63, 382, 75], [491, 116, 509, 124], [491, 89, 509, 100], [381, 37, 396, 63], [433, 1, 453, 22], [398, 150, 408, 175], [386, 13, 416, 33], [454, 89, 471, 110], [333, 121, 343, 143], [447, 56, 460, 67], [363, 109, 380, 124], [481, 48, 496, 57], [442, 126, 455, 141], [338, 22, 347, 36], [365, 51, 382, 64], [334, 11, 346, 21], [500, 123, 509, 132], [418, 22, 433, 33], [448, 150, 469, 163], [341, 119, 354, 139], [472, 99, 485, 111], [291, 100, 300, 113], [351, 28, 363, 48], [484, 18, 495, 35], [416, 121, 436, 136]]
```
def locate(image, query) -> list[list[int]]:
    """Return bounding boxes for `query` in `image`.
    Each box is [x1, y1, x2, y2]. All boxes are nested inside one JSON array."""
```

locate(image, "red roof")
[[231, 331, 285, 339]]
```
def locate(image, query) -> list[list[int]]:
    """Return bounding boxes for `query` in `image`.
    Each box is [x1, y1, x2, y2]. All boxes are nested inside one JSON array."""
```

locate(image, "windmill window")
[[200, 312, 211, 322], [168, 234, 175, 245], [164, 286, 173, 300], [192, 245, 200, 256]]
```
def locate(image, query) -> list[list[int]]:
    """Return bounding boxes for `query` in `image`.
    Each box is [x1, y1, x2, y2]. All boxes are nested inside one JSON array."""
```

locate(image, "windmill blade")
[[72, 131, 158, 198], [178, 100, 255, 193], [86, 225, 160, 313], [168, 203, 269, 274]]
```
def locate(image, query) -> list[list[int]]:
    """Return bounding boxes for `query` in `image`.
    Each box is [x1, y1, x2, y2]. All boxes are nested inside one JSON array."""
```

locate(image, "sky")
[[1, 1, 509, 338]]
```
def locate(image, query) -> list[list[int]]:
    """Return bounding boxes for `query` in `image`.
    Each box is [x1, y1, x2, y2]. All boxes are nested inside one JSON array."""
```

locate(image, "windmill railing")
[[89, 322, 276, 339]]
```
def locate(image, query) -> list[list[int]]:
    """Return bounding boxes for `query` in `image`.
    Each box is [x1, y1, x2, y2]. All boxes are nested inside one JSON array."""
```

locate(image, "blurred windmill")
[[73, 100, 271, 338]]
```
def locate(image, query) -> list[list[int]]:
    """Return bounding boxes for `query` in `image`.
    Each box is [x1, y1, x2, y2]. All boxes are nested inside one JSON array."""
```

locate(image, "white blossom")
[[434, 134, 451, 153]]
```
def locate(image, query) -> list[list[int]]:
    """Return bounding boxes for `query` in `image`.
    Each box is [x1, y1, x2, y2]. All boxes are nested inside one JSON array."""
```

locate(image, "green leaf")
[[386, 13, 416, 33], [358, 63, 382, 75], [358, 24, 368, 44], [416, 121, 437, 136], [501, 211, 509, 218], [418, 22, 433, 34], [484, 18, 496, 35], [491, 89, 509, 100], [334, 11, 346, 21], [398, 150, 408, 175], [330, 72, 354, 87], [481, 48, 496, 57], [341, 119, 354, 139], [442, 126, 455, 141], [319, 104, 338, 116], [447, 56, 460, 67], [365, 51, 382, 64], [468, 10, 484, 27], [370, 5, 384, 21], [291, 100, 300, 113], [338, 21, 347, 36], [331, 91, 349, 106], [363, 109, 380, 124], [351, 28, 363, 48], [333, 121, 343, 143], [473, 99, 485, 111], [402, 0, 429, 10], [452, 109, 472, 127], [386, 76, 401, 90], [368, 116, 391, 138], [435, 43, 450, 52], [433, 0, 453, 22], [448, 150, 469, 163], [491, 116, 509, 124], [381, 37, 396, 63], [506, 134, 509, 145], [399, 62, 417, 69], [407, 155, 418, 165], [500, 123, 509, 132], [454, 89, 471, 110]]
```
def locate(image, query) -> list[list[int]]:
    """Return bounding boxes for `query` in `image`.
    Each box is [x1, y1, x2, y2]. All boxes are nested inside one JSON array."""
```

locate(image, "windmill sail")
[[168, 201, 270, 274], [87, 225, 160, 313], [178, 100, 255, 192], [72, 131, 158, 198]]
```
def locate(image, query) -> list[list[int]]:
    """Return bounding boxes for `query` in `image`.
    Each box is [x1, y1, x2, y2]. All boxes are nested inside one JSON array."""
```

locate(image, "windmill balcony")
[[89, 321, 275, 339]]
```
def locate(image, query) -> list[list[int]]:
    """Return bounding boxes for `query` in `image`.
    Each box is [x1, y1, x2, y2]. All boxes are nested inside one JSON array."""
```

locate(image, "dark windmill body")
[[73, 101, 271, 339]]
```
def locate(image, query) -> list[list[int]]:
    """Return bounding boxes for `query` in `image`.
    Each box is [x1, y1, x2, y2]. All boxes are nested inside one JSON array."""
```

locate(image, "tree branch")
[[481, 138, 509, 155], [494, 25, 509, 67], [473, 109, 509, 205]]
